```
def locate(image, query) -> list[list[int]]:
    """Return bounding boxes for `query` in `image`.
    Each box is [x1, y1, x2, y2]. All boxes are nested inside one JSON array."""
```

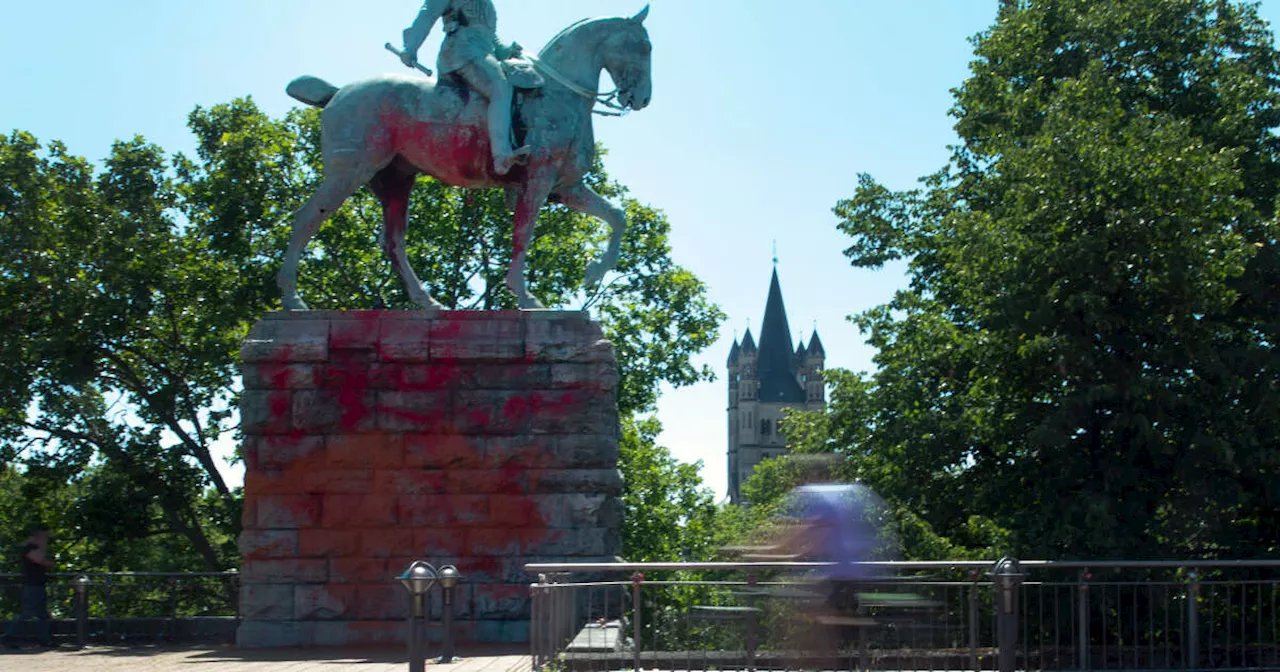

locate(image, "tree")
[[824, 0, 1280, 558], [0, 132, 243, 570], [0, 98, 723, 570], [617, 416, 726, 562]]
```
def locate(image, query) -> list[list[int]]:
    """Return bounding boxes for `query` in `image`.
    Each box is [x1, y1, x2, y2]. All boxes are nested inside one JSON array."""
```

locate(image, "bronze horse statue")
[[279, 7, 653, 311]]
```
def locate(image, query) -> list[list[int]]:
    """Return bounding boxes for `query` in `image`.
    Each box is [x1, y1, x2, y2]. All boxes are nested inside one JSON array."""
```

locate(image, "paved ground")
[[0, 644, 531, 672]]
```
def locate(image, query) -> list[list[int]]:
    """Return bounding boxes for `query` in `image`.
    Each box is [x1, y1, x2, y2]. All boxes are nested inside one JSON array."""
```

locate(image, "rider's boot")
[[487, 79, 532, 175]]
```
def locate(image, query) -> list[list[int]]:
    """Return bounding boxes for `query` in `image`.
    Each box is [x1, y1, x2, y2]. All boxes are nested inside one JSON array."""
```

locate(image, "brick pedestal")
[[235, 311, 622, 648]]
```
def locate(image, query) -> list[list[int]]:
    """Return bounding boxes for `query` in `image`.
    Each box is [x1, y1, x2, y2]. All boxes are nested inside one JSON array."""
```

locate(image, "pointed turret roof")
[[807, 329, 825, 357], [727, 338, 741, 366], [740, 328, 756, 352], [756, 269, 806, 403]]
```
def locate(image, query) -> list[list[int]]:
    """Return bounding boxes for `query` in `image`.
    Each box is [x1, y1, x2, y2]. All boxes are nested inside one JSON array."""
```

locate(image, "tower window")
[[760, 419, 771, 436]]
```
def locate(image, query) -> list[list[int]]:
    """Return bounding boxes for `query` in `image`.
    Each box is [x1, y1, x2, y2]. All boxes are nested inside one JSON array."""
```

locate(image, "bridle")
[[525, 54, 635, 117]]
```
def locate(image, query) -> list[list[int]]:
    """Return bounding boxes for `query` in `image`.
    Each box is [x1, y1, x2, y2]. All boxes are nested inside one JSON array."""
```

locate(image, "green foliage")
[[618, 416, 723, 562], [817, 0, 1280, 559], [0, 98, 723, 571]]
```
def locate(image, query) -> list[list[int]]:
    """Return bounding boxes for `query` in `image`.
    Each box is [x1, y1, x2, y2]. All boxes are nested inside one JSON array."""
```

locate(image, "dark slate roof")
[[756, 269, 806, 403], [807, 329, 826, 357], [740, 328, 756, 352], [727, 338, 740, 366], [795, 339, 807, 359]]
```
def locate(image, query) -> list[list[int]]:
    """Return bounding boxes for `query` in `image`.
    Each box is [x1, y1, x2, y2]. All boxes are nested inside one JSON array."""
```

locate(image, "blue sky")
[[6, 1, 1280, 500]]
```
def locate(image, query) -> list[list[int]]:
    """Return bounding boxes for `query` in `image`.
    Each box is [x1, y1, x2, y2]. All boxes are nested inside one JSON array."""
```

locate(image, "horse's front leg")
[[554, 182, 627, 287], [507, 171, 556, 309]]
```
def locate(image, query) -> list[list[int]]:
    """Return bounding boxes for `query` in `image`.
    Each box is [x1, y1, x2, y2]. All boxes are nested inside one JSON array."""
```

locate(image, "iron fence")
[[527, 560, 1280, 672], [0, 571, 239, 645]]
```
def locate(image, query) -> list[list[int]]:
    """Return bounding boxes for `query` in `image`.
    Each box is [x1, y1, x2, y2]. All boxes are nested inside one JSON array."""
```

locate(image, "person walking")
[[2, 524, 54, 649]]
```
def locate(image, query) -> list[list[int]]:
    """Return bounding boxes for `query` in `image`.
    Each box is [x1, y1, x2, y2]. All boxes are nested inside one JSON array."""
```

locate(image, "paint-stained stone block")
[[293, 390, 377, 433], [238, 311, 621, 648], [239, 390, 294, 435], [240, 584, 294, 620], [254, 435, 325, 470], [294, 584, 353, 620], [242, 364, 317, 390], [430, 316, 525, 361], [298, 529, 361, 558], [256, 495, 322, 529], [238, 529, 298, 559], [242, 559, 328, 584], [241, 318, 330, 363], [529, 469, 624, 494]]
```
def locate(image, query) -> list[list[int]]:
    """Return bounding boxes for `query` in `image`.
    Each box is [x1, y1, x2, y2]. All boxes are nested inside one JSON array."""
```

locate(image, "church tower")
[[726, 268, 826, 503]]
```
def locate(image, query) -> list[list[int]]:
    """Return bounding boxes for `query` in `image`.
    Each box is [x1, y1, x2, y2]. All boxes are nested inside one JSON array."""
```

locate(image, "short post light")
[[437, 565, 462, 663], [399, 561, 439, 672], [991, 557, 1027, 672], [74, 574, 90, 649]]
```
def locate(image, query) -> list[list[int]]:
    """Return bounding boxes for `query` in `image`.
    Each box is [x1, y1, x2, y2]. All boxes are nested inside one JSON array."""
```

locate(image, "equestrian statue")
[[278, 0, 653, 312]]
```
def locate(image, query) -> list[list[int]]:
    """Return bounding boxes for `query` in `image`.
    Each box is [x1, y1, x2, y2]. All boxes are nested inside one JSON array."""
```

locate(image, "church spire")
[[755, 268, 805, 403]]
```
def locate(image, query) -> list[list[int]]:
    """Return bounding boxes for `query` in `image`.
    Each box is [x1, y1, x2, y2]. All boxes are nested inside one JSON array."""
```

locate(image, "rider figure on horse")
[[400, 0, 533, 176]]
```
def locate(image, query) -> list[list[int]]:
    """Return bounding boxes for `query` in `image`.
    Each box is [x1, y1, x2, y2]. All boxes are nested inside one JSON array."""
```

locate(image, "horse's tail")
[[286, 76, 340, 108]]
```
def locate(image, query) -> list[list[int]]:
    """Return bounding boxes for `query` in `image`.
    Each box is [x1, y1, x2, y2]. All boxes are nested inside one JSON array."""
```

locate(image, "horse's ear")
[[631, 4, 649, 23]]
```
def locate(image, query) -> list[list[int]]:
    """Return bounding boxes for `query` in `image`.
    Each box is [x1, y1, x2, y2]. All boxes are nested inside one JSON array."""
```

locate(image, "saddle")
[[495, 41, 545, 90], [502, 58, 544, 90]]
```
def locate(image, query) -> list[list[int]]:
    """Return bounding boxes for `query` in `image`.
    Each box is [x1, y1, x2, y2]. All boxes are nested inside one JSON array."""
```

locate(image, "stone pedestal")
[[235, 311, 622, 648]]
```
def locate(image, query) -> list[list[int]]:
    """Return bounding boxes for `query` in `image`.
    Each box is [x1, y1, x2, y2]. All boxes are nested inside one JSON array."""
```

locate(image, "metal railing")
[[527, 559, 1280, 672], [0, 571, 239, 645]]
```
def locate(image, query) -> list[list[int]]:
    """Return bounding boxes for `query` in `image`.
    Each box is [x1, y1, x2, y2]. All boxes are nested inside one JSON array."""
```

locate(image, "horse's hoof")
[[518, 296, 548, 310], [414, 289, 447, 312], [413, 301, 444, 314], [282, 296, 310, 311]]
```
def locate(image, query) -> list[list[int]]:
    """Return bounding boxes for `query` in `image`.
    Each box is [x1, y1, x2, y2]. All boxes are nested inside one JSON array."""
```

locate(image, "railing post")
[[631, 572, 644, 672], [102, 575, 113, 642], [74, 574, 90, 649], [1187, 570, 1200, 670], [969, 570, 980, 671], [228, 569, 239, 617], [1077, 568, 1091, 671], [993, 557, 1027, 672], [746, 574, 757, 672], [530, 577, 543, 669], [166, 576, 179, 643]]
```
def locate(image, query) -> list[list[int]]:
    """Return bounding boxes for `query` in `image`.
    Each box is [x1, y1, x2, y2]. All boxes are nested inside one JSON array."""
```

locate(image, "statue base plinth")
[[235, 310, 622, 648]]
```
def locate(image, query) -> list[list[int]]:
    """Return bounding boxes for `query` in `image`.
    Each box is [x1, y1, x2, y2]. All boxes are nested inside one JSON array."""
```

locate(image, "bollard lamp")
[[439, 565, 460, 590], [437, 565, 462, 663], [400, 561, 438, 672], [400, 561, 439, 598]]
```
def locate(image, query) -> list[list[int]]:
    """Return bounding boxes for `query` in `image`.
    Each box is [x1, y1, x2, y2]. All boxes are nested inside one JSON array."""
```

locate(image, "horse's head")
[[601, 6, 653, 110]]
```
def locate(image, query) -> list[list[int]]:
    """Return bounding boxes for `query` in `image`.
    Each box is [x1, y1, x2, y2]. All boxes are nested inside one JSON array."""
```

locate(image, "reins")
[[525, 55, 631, 117]]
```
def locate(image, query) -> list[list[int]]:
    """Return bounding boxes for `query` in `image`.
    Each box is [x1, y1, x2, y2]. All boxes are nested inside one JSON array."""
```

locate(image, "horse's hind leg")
[[369, 163, 444, 312], [277, 158, 377, 310]]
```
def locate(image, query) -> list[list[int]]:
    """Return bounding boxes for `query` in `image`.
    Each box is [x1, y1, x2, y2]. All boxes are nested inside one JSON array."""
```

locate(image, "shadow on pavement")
[[1, 642, 527, 664]]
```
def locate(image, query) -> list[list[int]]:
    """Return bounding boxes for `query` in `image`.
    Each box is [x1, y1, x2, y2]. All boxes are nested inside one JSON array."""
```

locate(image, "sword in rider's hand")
[[385, 43, 433, 77]]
